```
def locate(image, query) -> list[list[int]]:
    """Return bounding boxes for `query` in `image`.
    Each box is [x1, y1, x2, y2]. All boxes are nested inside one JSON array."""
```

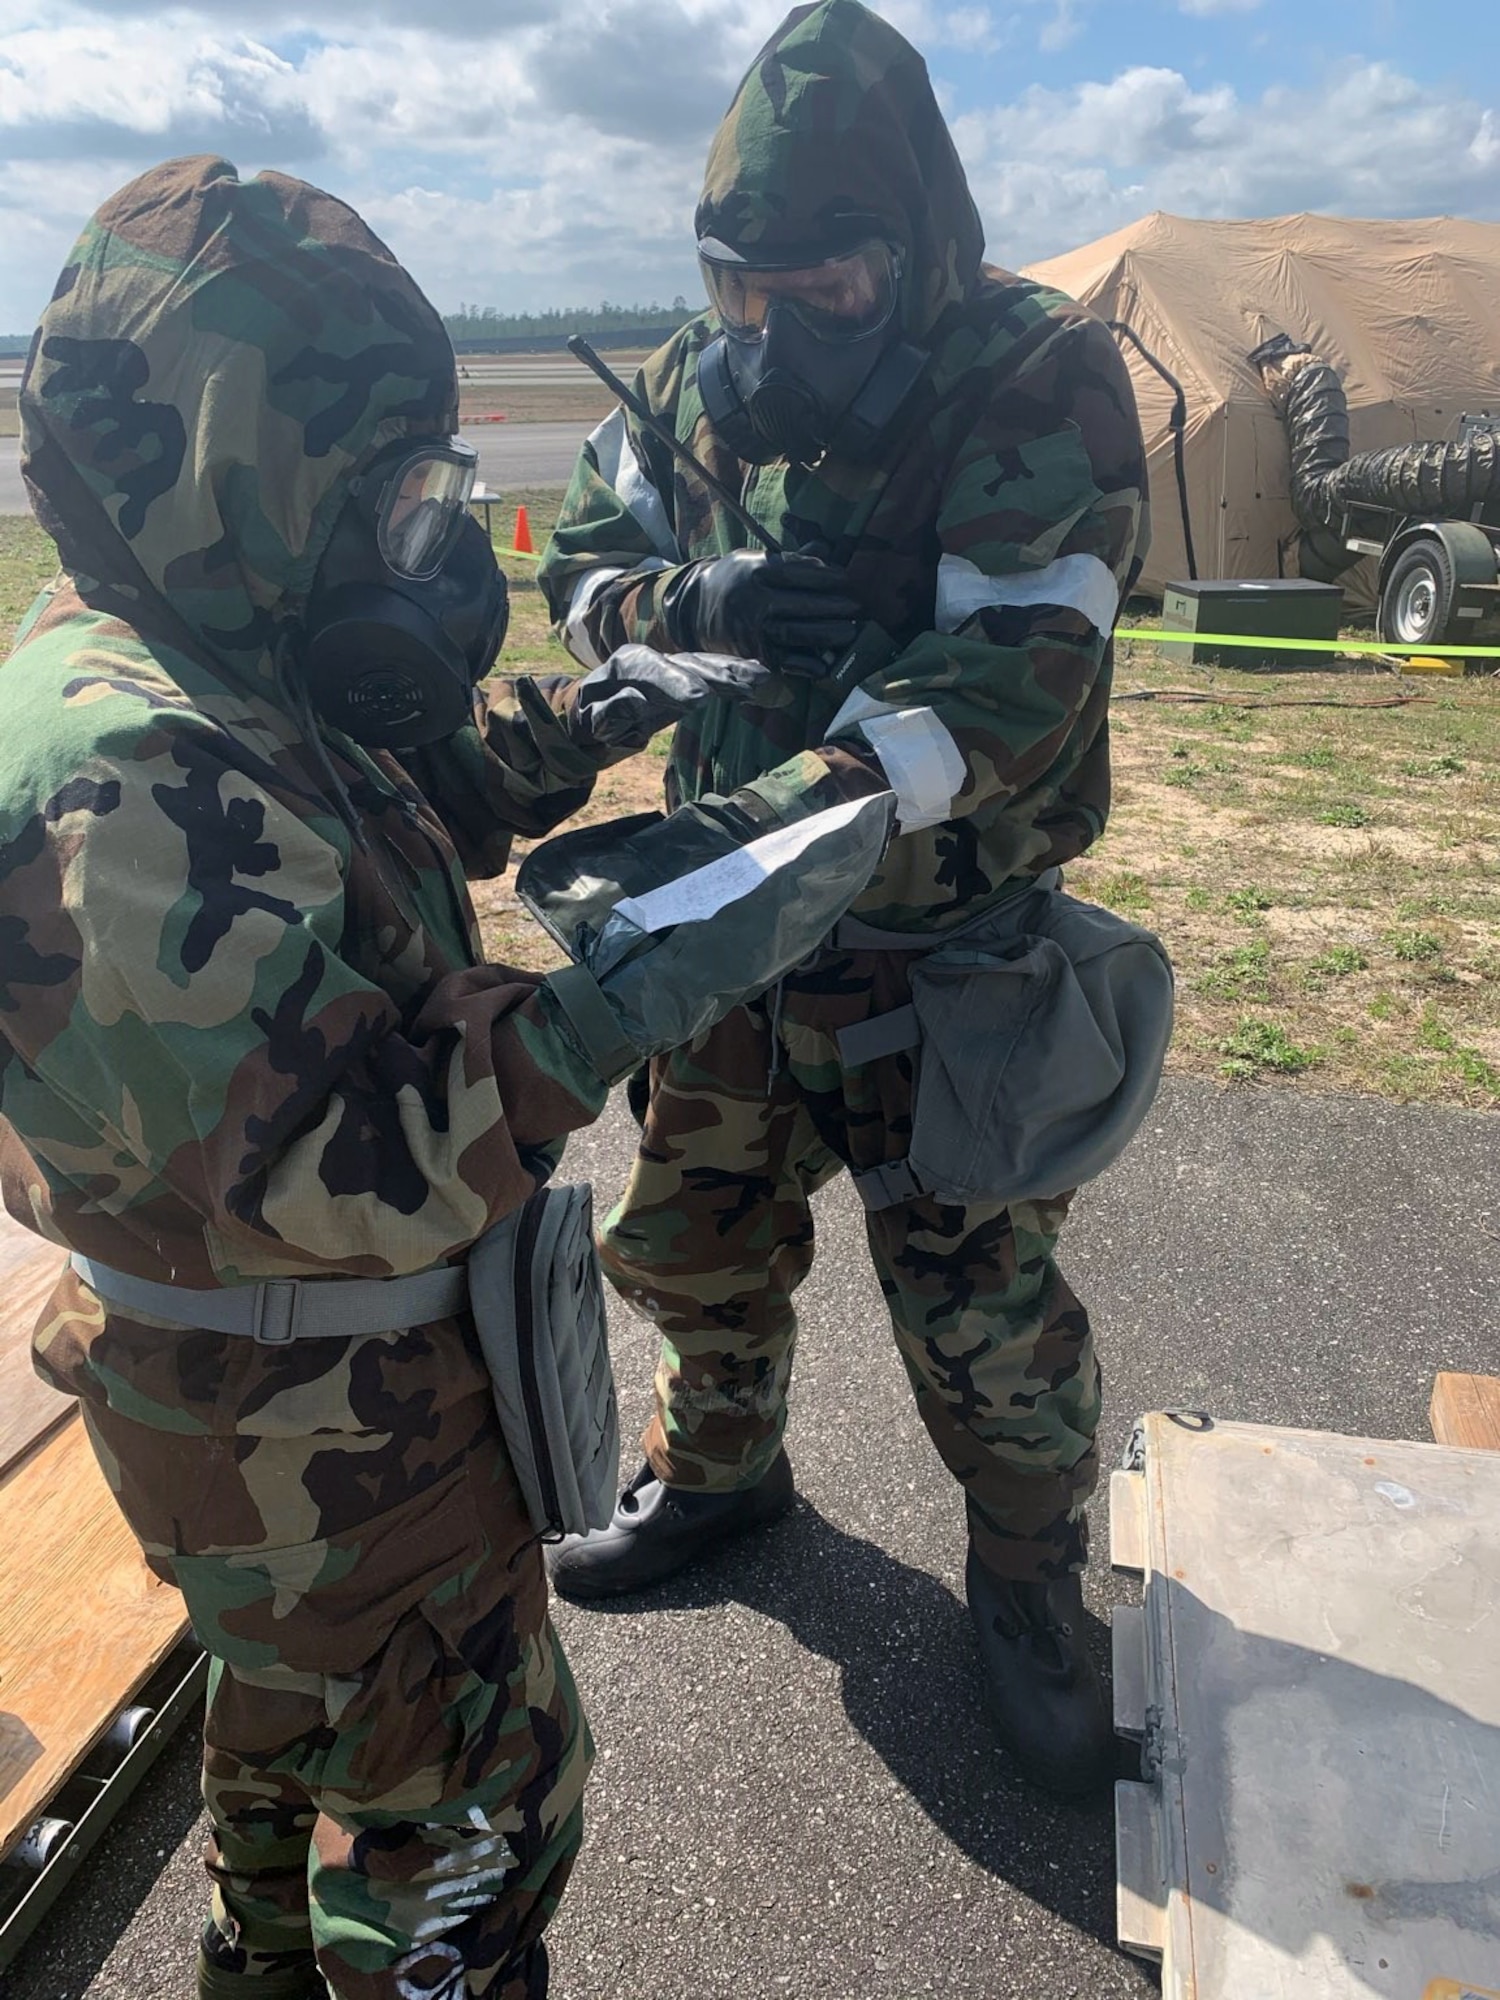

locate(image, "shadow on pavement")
[[1, 1721, 204, 2000], [569, 1494, 1137, 1958]]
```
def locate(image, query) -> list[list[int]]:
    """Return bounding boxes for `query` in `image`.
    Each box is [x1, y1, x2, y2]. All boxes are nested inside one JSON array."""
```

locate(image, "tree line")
[[441, 299, 697, 341], [2, 300, 704, 356]]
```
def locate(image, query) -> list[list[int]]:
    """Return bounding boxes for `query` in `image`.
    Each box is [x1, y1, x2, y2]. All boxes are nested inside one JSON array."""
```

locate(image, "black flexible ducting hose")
[[1254, 337, 1500, 576], [1107, 320, 1197, 581], [1256, 353, 1363, 582]]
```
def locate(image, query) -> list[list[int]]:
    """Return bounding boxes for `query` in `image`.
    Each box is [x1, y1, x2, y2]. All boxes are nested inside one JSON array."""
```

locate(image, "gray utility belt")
[[69, 1253, 469, 1345], [68, 1183, 620, 1543]]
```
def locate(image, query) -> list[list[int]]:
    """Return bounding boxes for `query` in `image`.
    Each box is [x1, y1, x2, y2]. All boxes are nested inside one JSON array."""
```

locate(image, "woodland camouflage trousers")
[[600, 945, 1102, 1582], [77, 1386, 588, 2000], [197, 1617, 584, 2000]]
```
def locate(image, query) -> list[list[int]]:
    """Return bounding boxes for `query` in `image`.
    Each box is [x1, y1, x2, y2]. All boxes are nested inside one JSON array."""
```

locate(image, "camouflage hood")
[[695, 0, 985, 339], [20, 156, 457, 687]]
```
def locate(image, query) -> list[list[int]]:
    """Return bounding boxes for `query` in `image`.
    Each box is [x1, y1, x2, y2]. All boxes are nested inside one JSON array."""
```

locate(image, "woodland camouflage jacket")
[[0, 156, 612, 1314], [542, 0, 1150, 933]]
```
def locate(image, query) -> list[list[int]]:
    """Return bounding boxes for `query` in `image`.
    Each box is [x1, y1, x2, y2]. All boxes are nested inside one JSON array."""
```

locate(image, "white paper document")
[[613, 795, 875, 935]]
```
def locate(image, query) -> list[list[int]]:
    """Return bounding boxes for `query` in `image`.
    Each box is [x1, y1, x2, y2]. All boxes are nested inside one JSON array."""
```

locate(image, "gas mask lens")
[[701, 240, 900, 345], [373, 439, 478, 580]]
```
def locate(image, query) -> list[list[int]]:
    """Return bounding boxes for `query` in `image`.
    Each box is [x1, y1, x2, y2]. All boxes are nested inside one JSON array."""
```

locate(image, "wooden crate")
[[0, 1213, 189, 1862], [0, 1212, 73, 1479], [1430, 1373, 1500, 1455]]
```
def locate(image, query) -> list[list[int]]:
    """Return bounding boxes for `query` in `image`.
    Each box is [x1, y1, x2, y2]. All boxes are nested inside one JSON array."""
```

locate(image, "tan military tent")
[[1023, 212, 1500, 608]]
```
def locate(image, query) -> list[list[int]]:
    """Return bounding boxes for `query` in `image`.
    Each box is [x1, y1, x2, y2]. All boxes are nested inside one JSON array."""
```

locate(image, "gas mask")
[[298, 436, 510, 749], [697, 235, 927, 466]]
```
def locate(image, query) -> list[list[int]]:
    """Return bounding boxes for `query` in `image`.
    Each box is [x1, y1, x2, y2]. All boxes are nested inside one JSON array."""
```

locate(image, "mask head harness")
[[697, 229, 927, 467], [297, 435, 510, 749]]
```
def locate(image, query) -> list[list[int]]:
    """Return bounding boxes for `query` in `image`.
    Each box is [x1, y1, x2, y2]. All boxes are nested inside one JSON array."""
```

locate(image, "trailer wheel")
[[1381, 538, 1459, 646]]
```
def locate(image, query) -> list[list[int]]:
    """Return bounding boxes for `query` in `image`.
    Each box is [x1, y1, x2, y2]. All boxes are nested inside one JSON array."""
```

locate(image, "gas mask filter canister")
[[298, 437, 510, 749]]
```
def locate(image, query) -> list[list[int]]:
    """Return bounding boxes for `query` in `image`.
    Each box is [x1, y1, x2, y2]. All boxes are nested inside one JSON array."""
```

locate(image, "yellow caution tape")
[[1125, 627, 1500, 659]]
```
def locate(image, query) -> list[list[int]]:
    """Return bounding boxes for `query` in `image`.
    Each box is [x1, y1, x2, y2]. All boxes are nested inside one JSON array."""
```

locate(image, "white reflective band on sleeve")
[[936, 551, 1120, 639], [563, 564, 635, 667], [564, 565, 624, 668], [587, 409, 681, 562], [827, 687, 964, 833]]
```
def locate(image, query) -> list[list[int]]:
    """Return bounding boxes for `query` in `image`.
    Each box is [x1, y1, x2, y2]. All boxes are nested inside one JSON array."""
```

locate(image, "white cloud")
[[0, 4, 777, 322], [1037, 0, 1082, 52], [0, 3, 1497, 330], [0, 0, 567, 36], [956, 60, 1500, 268], [1179, 0, 1262, 14], [932, 7, 1002, 50], [0, 29, 319, 158]]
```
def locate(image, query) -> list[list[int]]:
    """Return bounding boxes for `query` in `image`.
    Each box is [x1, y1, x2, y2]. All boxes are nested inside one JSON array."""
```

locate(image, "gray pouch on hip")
[[843, 887, 1174, 1212], [904, 890, 1174, 1204], [467, 1182, 619, 1539]]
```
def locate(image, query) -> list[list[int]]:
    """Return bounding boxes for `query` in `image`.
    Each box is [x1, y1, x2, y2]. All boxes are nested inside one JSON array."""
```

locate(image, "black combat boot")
[[547, 1453, 795, 1600], [965, 1547, 1114, 1799]]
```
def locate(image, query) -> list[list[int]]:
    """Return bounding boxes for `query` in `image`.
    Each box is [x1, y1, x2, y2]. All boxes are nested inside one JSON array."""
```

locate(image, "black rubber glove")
[[565, 645, 772, 751], [657, 551, 862, 678]]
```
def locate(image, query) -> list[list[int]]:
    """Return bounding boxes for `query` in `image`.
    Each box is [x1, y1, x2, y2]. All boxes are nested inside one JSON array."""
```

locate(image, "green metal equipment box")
[[1160, 579, 1344, 670]]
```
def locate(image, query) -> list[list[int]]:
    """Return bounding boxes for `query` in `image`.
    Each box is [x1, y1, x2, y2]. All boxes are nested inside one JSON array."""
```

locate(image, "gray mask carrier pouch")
[[853, 890, 1174, 1210], [467, 1182, 618, 1539]]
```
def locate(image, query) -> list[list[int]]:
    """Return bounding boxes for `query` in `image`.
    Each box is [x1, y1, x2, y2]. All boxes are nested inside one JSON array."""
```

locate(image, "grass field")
[[1077, 636, 1500, 1106], [4, 498, 1497, 1110]]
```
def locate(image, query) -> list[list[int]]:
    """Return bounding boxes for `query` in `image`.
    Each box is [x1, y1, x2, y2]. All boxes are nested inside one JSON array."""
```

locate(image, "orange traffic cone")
[[513, 505, 534, 555]]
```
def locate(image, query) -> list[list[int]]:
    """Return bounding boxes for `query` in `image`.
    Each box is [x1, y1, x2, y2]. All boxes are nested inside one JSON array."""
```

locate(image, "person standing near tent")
[[540, 0, 1154, 1797], [0, 156, 891, 1998]]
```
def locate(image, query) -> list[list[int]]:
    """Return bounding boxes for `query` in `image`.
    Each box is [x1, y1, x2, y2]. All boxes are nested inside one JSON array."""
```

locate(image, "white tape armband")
[[827, 687, 965, 833], [563, 565, 626, 668], [563, 559, 671, 668], [587, 408, 681, 562], [936, 551, 1119, 639]]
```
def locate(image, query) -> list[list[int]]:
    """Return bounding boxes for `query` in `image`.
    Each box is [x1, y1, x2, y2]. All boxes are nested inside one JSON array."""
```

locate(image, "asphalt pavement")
[[0, 425, 589, 517], [4, 1075, 1496, 1998]]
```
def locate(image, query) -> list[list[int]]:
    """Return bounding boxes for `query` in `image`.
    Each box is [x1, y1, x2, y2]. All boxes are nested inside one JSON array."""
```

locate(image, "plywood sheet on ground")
[[0, 1418, 188, 1855], [0, 1212, 71, 1479], [1431, 1371, 1500, 1453]]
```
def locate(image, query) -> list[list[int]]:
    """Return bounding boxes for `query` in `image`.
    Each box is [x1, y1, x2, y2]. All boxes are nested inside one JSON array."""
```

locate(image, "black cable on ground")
[[1111, 687, 1422, 709]]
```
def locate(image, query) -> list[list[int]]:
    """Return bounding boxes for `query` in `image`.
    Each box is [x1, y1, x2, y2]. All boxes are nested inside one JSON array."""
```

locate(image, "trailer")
[[1250, 335, 1500, 652], [1341, 491, 1500, 650], [1334, 410, 1500, 648]]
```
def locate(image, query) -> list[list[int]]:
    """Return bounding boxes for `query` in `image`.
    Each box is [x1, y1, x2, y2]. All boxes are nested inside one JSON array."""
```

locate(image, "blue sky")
[[1003, 0, 1486, 98], [0, 0, 1496, 329]]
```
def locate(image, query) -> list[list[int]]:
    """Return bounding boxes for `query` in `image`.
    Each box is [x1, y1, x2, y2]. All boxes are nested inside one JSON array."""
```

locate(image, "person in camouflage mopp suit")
[[0, 157, 873, 1998], [540, 0, 1151, 1795]]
